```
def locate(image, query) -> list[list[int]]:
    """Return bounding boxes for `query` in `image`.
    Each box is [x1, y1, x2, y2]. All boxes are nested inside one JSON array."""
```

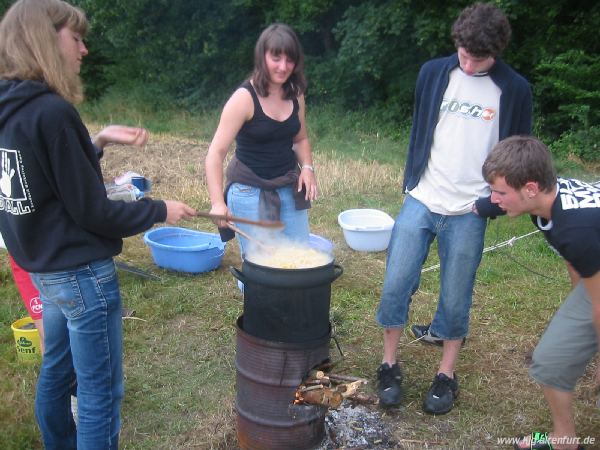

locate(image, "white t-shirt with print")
[[410, 67, 501, 215]]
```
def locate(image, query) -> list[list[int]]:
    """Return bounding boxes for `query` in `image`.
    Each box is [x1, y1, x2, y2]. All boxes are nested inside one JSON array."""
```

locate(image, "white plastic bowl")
[[337, 209, 394, 252]]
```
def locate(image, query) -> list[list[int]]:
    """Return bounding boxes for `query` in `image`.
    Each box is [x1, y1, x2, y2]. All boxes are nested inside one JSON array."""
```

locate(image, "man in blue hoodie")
[[375, 2, 532, 415]]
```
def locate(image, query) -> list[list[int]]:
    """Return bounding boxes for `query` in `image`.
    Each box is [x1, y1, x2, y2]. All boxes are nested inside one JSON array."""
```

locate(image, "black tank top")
[[235, 81, 300, 179]]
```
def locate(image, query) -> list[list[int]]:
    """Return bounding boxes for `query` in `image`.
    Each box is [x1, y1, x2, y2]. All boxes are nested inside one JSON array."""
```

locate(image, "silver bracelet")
[[301, 164, 314, 172]]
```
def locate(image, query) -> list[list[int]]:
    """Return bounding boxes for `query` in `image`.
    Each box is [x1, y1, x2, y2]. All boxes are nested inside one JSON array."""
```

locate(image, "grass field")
[[0, 102, 598, 449]]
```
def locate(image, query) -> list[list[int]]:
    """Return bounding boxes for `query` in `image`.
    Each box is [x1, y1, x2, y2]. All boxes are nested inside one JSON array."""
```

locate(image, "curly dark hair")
[[451, 2, 511, 58]]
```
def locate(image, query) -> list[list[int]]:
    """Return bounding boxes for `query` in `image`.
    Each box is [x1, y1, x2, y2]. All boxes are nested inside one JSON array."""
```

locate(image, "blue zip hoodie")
[[403, 53, 533, 194]]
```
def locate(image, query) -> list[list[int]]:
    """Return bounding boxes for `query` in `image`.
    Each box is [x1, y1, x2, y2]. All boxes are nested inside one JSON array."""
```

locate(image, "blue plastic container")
[[309, 233, 334, 254], [144, 227, 225, 274]]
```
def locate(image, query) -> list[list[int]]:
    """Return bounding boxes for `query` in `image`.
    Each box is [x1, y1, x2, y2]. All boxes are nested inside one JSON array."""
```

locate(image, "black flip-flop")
[[513, 432, 552, 450]]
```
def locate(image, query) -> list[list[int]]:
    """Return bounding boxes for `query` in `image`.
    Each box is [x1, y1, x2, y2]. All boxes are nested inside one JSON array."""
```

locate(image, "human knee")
[[529, 345, 578, 391]]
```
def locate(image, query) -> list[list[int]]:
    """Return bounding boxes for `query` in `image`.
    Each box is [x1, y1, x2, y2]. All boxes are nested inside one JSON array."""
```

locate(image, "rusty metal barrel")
[[235, 316, 330, 450]]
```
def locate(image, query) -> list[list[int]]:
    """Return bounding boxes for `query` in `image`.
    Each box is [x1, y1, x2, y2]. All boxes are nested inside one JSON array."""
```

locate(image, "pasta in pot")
[[246, 245, 332, 269]]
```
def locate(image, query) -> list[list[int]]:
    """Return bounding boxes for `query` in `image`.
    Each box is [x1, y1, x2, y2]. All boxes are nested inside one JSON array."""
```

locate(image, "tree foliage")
[[0, 0, 598, 154]]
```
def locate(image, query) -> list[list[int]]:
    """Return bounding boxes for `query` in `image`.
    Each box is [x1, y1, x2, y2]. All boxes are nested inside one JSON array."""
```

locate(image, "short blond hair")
[[0, 0, 89, 104]]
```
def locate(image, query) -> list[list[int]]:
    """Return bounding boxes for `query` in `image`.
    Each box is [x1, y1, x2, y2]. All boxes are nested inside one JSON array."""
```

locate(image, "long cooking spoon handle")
[[195, 211, 284, 229], [227, 223, 255, 243], [228, 224, 273, 251]]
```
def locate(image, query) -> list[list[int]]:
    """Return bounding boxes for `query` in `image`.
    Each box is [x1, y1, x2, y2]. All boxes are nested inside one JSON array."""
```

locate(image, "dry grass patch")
[[0, 128, 598, 449]]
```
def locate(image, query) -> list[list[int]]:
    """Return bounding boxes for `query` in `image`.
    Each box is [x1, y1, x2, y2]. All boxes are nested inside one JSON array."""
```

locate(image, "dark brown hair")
[[251, 23, 306, 99], [482, 136, 557, 192], [451, 2, 511, 58]]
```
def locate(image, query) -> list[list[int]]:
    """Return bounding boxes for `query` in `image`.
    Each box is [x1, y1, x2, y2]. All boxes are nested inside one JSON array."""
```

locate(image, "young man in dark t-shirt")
[[481, 135, 598, 450]]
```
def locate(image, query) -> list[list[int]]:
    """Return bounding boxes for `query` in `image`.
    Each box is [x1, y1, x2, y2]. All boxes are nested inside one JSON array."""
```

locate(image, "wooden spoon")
[[195, 211, 283, 229], [228, 224, 274, 251]]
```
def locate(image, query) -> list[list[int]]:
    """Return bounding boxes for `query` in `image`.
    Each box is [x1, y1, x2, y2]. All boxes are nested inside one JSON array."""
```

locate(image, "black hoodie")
[[0, 79, 167, 272]]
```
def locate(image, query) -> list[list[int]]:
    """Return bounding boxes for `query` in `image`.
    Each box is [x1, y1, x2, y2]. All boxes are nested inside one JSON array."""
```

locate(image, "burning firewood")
[[304, 377, 331, 386], [337, 380, 363, 398], [298, 384, 324, 393], [301, 387, 343, 408], [345, 392, 379, 405], [295, 364, 371, 409], [327, 373, 368, 384]]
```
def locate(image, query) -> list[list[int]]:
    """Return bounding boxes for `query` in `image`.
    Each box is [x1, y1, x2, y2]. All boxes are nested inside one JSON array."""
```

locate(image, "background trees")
[[1, 0, 598, 158]]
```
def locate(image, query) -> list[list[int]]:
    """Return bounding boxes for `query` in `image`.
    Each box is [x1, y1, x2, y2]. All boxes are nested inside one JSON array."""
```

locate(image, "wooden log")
[[337, 380, 363, 398], [301, 387, 343, 408], [307, 369, 325, 379], [327, 373, 368, 384], [346, 392, 379, 405], [304, 377, 331, 386], [298, 384, 324, 393]]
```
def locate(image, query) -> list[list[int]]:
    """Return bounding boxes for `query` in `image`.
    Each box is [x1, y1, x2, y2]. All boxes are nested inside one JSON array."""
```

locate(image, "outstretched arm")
[[163, 200, 197, 225], [93, 125, 149, 150]]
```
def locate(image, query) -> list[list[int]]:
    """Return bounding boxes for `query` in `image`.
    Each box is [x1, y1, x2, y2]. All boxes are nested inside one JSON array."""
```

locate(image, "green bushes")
[[3, 0, 598, 158], [533, 50, 600, 163], [549, 126, 600, 164], [534, 51, 600, 135]]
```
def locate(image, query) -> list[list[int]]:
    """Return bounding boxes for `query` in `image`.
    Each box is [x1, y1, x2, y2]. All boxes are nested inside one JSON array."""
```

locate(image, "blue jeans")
[[376, 195, 486, 339], [31, 258, 123, 450], [227, 183, 309, 257]]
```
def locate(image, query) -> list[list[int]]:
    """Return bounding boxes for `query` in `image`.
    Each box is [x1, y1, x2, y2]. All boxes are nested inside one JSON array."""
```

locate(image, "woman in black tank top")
[[205, 23, 318, 254]]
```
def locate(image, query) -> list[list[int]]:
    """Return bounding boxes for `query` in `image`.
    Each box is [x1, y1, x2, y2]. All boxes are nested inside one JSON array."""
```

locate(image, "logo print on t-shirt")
[[0, 148, 34, 215], [558, 178, 600, 210], [481, 108, 496, 121], [440, 99, 496, 121]]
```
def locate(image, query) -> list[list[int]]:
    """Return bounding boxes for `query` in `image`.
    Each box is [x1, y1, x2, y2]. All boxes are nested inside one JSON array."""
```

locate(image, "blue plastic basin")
[[143, 227, 226, 274], [309, 233, 334, 254]]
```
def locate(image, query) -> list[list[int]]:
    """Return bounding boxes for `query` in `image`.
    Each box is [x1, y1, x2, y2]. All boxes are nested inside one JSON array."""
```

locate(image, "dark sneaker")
[[376, 363, 403, 407], [423, 372, 459, 415], [411, 323, 466, 347], [122, 307, 136, 318]]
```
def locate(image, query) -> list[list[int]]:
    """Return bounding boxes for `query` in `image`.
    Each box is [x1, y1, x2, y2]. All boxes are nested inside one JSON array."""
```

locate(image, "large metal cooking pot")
[[230, 259, 343, 343]]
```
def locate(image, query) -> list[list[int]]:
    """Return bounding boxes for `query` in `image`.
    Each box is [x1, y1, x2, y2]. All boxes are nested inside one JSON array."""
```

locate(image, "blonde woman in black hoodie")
[[0, 1, 196, 448]]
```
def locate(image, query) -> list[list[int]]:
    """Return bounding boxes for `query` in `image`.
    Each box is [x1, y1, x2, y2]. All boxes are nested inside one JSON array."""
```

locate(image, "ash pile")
[[318, 403, 397, 450], [293, 365, 396, 450]]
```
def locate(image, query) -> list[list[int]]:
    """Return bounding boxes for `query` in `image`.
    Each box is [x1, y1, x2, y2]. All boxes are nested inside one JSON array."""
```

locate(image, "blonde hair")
[[0, 0, 89, 104]]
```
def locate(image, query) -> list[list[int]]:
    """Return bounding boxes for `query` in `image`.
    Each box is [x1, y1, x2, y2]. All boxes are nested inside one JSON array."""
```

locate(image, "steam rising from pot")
[[244, 234, 333, 269]]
